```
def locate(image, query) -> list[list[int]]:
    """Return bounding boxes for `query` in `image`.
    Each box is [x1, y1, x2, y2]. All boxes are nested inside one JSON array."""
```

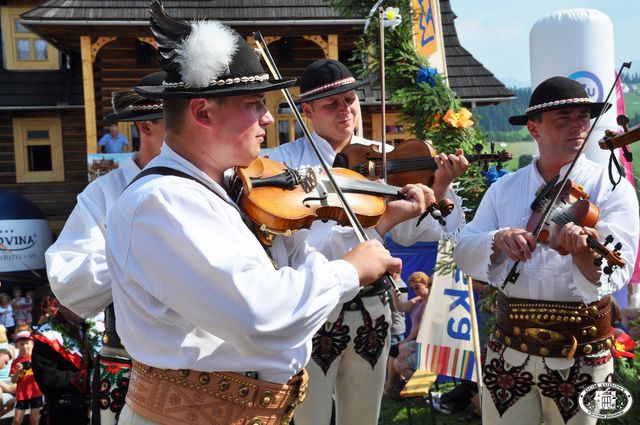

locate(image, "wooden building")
[[0, 0, 513, 234]]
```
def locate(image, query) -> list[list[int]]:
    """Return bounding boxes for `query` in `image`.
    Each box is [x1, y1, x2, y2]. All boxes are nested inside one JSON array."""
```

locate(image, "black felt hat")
[[296, 59, 370, 103], [106, 71, 166, 123], [135, 0, 294, 99], [509, 76, 611, 125]]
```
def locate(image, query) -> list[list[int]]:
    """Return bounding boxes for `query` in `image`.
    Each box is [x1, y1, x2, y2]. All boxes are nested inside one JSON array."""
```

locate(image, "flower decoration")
[[612, 332, 637, 359], [481, 166, 509, 185], [383, 7, 402, 30], [443, 107, 474, 129], [416, 66, 438, 88]]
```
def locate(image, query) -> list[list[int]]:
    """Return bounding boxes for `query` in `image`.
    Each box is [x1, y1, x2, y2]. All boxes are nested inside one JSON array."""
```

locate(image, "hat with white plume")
[[136, 0, 295, 99], [106, 71, 166, 122]]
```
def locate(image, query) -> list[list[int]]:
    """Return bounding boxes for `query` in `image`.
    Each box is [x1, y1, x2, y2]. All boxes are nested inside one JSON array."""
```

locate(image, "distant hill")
[[475, 87, 530, 136]]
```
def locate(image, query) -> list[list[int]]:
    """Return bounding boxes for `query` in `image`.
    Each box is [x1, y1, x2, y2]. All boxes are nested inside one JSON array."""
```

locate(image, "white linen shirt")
[[106, 145, 361, 384], [263, 132, 464, 249], [453, 155, 638, 303], [46, 155, 141, 319], [453, 155, 638, 370]]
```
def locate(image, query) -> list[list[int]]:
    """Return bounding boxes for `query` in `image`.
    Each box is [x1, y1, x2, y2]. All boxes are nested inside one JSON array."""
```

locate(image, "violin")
[[334, 139, 512, 187], [233, 157, 408, 245], [599, 114, 640, 154], [527, 178, 625, 274]]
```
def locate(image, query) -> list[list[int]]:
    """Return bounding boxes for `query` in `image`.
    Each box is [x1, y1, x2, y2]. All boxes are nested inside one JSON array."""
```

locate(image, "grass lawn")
[[378, 383, 482, 425]]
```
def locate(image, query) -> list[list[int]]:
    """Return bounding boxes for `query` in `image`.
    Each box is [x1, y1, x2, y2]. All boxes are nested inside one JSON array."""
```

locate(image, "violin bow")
[[253, 32, 401, 294], [502, 62, 632, 289], [378, 6, 388, 183]]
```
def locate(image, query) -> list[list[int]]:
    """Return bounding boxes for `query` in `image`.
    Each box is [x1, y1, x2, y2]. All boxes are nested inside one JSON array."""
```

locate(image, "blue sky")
[[450, 0, 639, 87]]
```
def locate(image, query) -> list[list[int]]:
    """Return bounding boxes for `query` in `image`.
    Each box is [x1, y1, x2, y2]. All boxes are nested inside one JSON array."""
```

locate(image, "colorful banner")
[[412, 0, 447, 77], [415, 267, 480, 382]]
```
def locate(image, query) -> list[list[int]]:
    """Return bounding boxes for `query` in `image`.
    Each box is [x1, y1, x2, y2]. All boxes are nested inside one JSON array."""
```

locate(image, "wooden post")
[[327, 34, 338, 60], [80, 36, 97, 155]]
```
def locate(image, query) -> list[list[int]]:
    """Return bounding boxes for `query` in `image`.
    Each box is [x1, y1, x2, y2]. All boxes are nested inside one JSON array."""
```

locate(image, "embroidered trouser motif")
[[482, 339, 614, 425], [297, 296, 391, 425], [310, 297, 389, 373], [92, 352, 131, 425]]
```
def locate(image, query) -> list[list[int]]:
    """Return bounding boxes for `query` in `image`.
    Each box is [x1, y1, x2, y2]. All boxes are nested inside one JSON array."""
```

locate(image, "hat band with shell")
[[128, 103, 163, 111], [300, 77, 356, 98], [525, 97, 592, 114], [162, 74, 270, 89]]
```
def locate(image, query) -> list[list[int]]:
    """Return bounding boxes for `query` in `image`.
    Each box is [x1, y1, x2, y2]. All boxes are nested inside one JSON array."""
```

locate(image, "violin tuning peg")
[[473, 143, 483, 154], [603, 266, 613, 275], [604, 235, 614, 245], [593, 257, 603, 267], [614, 242, 623, 251], [617, 114, 630, 127], [490, 141, 495, 154]]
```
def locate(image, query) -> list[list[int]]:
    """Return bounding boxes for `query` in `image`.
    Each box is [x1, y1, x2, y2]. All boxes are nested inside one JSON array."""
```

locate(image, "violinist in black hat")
[[264, 59, 469, 425], [45, 70, 166, 425], [102, 1, 434, 424], [454, 76, 639, 425]]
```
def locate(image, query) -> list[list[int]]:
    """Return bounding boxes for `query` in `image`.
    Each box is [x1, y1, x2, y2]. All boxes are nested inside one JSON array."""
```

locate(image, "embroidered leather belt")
[[342, 292, 387, 313], [360, 276, 393, 297], [126, 360, 307, 425], [495, 293, 613, 360]]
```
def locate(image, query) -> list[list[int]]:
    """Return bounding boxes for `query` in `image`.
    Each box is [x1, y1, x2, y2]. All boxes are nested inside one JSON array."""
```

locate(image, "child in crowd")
[[10, 326, 42, 425]]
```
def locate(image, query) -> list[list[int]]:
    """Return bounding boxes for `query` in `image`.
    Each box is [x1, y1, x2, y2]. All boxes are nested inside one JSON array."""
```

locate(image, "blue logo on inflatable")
[[568, 71, 604, 102]]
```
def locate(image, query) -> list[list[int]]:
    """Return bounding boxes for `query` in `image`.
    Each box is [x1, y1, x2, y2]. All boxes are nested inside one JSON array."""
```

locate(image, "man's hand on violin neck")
[[375, 183, 432, 235], [556, 223, 598, 254], [492, 228, 537, 262], [342, 240, 402, 286], [432, 149, 468, 200], [559, 224, 603, 284]]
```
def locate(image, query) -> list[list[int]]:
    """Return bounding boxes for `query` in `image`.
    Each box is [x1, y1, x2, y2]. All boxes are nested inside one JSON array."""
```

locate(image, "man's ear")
[[190, 99, 214, 127], [527, 120, 539, 140], [137, 121, 152, 136], [301, 102, 313, 119]]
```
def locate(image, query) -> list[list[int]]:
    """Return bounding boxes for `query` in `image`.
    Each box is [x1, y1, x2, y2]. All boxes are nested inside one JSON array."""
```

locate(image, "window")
[[13, 118, 64, 183], [265, 88, 313, 148], [1, 7, 59, 70], [372, 112, 411, 143]]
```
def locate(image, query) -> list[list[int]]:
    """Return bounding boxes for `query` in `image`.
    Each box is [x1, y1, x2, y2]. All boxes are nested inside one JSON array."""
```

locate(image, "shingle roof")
[[21, 1, 356, 22], [441, 0, 514, 103]]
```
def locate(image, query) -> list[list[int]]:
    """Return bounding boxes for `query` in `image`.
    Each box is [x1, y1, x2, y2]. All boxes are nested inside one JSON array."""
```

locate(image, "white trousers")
[[119, 404, 159, 425], [482, 343, 614, 425], [294, 296, 391, 425]]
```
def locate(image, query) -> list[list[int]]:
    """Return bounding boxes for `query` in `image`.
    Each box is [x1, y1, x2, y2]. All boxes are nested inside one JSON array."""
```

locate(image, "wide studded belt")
[[494, 293, 613, 360], [126, 360, 307, 425]]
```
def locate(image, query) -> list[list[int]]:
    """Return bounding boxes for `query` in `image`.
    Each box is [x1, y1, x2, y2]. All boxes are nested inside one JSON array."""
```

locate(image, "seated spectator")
[[0, 294, 14, 341], [0, 325, 16, 417], [385, 271, 432, 398], [384, 271, 408, 400]]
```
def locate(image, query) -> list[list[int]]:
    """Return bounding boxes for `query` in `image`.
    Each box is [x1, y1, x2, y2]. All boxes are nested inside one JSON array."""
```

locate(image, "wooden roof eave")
[[20, 19, 365, 54]]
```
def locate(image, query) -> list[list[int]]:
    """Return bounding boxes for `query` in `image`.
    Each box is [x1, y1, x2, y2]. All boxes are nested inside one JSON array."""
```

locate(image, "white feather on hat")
[[174, 20, 238, 88]]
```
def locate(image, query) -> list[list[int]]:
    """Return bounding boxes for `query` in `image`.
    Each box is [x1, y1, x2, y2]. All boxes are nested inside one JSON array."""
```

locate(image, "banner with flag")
[[415, 266, 481, 382]]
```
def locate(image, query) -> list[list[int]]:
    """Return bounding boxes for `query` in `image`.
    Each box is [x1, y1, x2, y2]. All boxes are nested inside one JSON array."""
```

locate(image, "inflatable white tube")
[[530, 8, 617, 168]]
